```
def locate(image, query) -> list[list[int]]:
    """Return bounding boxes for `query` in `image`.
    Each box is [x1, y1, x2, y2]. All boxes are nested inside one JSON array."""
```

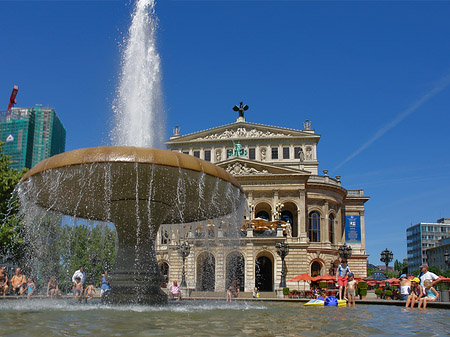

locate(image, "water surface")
[[1, 300, 449, 336]]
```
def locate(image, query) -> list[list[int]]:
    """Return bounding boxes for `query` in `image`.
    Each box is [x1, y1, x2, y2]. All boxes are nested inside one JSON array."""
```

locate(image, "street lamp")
[[275, 202, 284, 229], [444, 252, 449, 268], [338, 243, 352, 261], [177, 241, 191, 287], [248, 202, 255, 224], [380, 248, 393, 275], [276, 241, 289, 288]]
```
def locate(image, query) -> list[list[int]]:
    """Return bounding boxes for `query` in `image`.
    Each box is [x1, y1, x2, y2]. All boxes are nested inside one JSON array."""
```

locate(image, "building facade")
[[0, 106, 66, 170], [426, 237, 450, 271], [407, 218, 450, 272], [156, 113, 369, 293]]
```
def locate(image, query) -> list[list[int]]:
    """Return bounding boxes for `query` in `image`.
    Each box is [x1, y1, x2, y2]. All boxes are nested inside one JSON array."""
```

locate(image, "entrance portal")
[[255, 256, 273, 291]]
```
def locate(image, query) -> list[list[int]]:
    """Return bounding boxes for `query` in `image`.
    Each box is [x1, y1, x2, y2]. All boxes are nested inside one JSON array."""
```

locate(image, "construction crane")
[[7, 85, 19, 110]]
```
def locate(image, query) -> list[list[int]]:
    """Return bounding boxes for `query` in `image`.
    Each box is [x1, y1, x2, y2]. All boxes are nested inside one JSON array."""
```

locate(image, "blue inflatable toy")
[[324, 296, 338, 306]]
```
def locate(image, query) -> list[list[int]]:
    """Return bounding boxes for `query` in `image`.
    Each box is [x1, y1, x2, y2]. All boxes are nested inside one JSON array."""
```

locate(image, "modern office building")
[[407, 218, 450, 272], [155, 109, 369, 294], [0, 106, 66, 170], [426, 237, 450, 271]]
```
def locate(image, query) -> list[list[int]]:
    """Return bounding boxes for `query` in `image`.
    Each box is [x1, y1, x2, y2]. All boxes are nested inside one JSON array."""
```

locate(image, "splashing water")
[[110, 0, 165, 148]]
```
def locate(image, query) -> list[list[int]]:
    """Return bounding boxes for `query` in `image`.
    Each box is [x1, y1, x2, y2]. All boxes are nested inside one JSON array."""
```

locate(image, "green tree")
[[0, 142, 27, 263]]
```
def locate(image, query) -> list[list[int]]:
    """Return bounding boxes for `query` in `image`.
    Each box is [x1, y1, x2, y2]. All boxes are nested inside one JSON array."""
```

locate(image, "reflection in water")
[[1, 300, 449, 336]]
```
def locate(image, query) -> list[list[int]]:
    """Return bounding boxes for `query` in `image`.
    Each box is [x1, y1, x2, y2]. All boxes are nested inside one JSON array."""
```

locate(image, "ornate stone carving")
[[225, 162, 268, 176], [198, 127, 290, 140], [306, 146, 312, 160], [260, 147, 267, 161], [215, 149, 222, 162]]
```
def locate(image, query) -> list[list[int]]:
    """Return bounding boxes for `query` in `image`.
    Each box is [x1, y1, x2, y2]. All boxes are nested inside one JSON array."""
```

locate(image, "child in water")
[[317, 290, 328, 301], [84, 285, 96, 301], [74, 277, 83, 301], [418, 279, 439, 309], [345, 273, 357, 307]]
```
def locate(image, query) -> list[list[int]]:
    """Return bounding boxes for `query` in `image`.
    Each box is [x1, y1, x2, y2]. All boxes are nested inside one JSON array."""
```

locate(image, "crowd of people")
[[404, 263, 441, 308], [0, 265, 111, 301]]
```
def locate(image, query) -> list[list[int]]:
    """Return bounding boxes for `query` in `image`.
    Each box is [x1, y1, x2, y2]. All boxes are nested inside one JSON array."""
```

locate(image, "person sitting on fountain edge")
[[0, 267, 9, 296], [100, 272, 111, 296], [11, 268, 27, 296], [169, 280, 181, 301]]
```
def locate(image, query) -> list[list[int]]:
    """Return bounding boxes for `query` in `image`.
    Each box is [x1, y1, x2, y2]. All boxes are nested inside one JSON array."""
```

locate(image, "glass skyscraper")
[[0, 106, 66, 170]]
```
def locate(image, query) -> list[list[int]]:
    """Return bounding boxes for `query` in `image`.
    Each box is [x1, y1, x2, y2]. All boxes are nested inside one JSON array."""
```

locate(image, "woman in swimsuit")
[[27, 278, 36, 300], [47, 276, 61, 298]]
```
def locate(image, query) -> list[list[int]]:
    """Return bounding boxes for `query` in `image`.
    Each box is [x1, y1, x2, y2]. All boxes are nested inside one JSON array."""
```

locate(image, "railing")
[[347, 189, 365, 197], [308, 175, 341, 186]]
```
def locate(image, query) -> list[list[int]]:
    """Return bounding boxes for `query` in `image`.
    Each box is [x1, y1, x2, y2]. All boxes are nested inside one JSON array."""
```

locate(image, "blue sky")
[[1, 0, 450, 267]]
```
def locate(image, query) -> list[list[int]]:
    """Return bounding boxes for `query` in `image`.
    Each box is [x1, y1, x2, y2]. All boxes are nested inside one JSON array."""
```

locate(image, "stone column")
[[298, 189, 306, 236], [244, 242, 255, 292], [215, 244, 226, 291], [323, 201, 329, 243], [272, 190, 279, 221]]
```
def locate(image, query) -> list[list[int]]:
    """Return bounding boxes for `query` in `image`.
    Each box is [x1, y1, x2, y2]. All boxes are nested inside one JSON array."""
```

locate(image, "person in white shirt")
[[419, 263, 440, 289], [72, 266, 86, 294]]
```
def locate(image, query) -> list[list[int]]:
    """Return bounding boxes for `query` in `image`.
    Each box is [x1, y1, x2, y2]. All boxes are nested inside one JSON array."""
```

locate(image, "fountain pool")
[[0, 300, 449, 336]]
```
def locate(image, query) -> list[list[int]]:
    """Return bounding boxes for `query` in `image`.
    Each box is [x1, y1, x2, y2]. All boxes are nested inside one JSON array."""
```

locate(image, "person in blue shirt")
[[100, 272, 111, 296], [335, 260, 351, 300]]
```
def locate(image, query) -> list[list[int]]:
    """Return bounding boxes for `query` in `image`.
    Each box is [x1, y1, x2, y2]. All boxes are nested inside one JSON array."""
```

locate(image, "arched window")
[[308, 211, 320, 242], [256, 211, 270, 220], [311, 261, 322, 277], [329, 213, 335, 244]]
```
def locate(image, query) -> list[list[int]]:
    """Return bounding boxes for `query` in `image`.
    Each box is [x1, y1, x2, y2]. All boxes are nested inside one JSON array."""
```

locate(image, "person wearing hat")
[[419, 263, 440, 289], [399, 274, 411, 301], [405, 277, 422, 308]]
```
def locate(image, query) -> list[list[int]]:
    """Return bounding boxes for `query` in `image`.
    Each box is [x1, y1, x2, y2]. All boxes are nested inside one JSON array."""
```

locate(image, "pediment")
[[217, 158, 310, 177], [166, 121, 320, 145]]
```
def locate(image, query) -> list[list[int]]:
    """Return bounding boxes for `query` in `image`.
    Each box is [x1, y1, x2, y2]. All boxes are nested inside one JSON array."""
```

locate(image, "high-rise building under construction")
[[0, 106, 66, 170]]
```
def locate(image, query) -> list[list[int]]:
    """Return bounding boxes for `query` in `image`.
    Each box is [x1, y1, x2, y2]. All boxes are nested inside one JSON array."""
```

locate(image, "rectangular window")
[[183, 151, 189, 155], [193, 151, 200, 158], [294, 147, 302, 159], [249, 148, 255, 160], [204, 150, 211, 161], [271, 148, 278, 160], [283, 147, 290, 159]]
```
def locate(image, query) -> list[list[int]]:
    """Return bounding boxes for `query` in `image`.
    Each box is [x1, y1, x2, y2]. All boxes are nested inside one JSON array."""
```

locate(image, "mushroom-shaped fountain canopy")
[[20, 146, 244, 224]]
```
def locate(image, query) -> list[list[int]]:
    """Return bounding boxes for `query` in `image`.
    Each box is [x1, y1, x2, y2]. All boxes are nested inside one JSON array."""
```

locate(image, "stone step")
[[189, 291, 278, 299]]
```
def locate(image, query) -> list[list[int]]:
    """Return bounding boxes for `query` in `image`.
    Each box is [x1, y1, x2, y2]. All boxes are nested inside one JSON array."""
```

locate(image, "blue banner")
[[345, 216, 361, 244]]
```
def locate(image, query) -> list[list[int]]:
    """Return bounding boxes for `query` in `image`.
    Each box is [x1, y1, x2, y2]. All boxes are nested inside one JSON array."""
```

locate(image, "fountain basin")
[[19, 146, 245, 304]]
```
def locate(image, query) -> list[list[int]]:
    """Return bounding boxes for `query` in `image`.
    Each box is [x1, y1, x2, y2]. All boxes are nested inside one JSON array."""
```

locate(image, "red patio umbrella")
[[287, 273, 314, 292], [385, 278, 400, 285], [316, 274, 335, 282], [438, 276, 450, 283], [287, 273, 313, 282]]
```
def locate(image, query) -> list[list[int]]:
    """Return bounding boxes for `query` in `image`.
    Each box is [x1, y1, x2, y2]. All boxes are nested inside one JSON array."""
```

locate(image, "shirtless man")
[[10, 268, 27, 296], [0, 267, 9, 296]]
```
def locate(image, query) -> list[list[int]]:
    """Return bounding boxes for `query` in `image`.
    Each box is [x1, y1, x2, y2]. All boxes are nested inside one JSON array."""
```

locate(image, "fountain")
[[18, 147, 244, 304], [15, 0, 245, 304]]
